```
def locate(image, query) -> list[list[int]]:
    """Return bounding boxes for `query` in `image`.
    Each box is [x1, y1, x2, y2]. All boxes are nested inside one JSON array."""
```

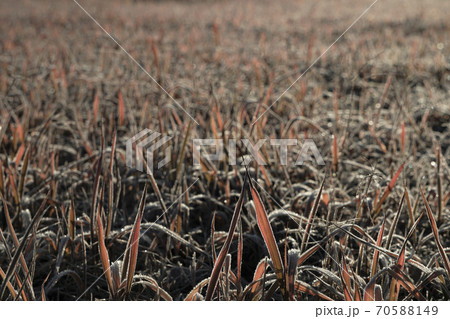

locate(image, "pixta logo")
[[193, 138, 325, 166], [126, 129, 172, 174]]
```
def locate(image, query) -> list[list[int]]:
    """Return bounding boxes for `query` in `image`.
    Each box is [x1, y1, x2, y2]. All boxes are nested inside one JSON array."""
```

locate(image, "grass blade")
[[404, 188, 415, 228], [141, 149, 169, 228], [18, 146, 30, 203], [301, 178, 325, 253], [247, 172, 286, 299], [364, 268, 389, 301], [124, 183, 147, 295], [294, 281, 333, 301], [287, 250, 300, 300], [0, 162, 4, 196], [371, 217, 385, 277], [205, 179, 246, 300], [332, 134, 338, 173], [389, 212, 423, 300], [405, 268, 446, 300], [69, 198, 76, 241], [0, 195, 47, 299], [388, 268, 425, 300], [90, 152, 103, 244], [237, 218, 243, 291], [386, 193, 404, 250], [340, 251, 353, 301], [106, 130, 117, 237], [175, 120, 192, 183], [0, 267, 17, 300], [97, 210, 113, 298], [14, 143, 25, 168], [352, 272, 362, 301], [0, 193, 33, 296], [249, 258, 269, 296], [0, 114, 10, 149], [373, 162, 405, 218], [210, 212, 217, 264], [185, 278, 210, 301], [436, 148, 442, 224], [420, 187, 450, 277], [118, 90, 125, 126], [92, 92, 99, 122]]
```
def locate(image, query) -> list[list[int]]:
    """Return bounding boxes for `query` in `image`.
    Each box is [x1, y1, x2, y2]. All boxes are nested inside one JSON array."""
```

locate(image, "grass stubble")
[[0, 0, 449, 300]]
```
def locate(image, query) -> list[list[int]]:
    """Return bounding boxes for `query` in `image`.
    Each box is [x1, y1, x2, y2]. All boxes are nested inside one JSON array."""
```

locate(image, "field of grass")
[[0, 0, 449, 300]]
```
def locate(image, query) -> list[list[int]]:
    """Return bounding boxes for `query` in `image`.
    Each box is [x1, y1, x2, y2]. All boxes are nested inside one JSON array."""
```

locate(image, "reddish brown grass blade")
[[0, 267, 17, 300], [340, 252, 353, 301], [210, 112, 218, 140], [40, 272, 51, 301], [93, 93, 99, 122], [248, 173, 286, 299], [297, 243, 321, 267], [420, 187, 450, 277], [97, 212, 113, 297], [18, 146, 30, 202], [352, 272, 362, 301], [90, 153, 103, 244], [373, 162, 405, 218], [13, 272, 28, 300], [124, 184, 147, 295], [294, 281, 333, 301], [301, 178, 325, 253], [388, 268, 425, 300], [7, 167, 19, 206], [118, 90, 125, 126], [69, 198, 76, 241], [0, 192, 32, 293], [364, 266, 392, 301], [185, 278, 210, 301], [0, 195, 47, 299], [364, 279, 382, 301], [14, 143, 25, 167], [249, 258, 269, 296], [390, 212, 423, 300], [205, 180, 246, 300], [371, 217, 386, 277]]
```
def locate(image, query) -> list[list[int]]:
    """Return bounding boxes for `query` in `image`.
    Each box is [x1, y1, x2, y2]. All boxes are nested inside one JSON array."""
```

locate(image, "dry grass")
[[0, 0, 449, 300]]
